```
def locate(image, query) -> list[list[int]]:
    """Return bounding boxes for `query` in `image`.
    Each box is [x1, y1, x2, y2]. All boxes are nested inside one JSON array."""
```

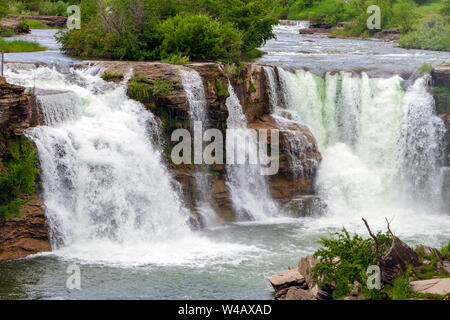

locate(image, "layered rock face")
[[93, 61, 322, 222], [0, 77, 48, 263], [432, 59, 450, 166]]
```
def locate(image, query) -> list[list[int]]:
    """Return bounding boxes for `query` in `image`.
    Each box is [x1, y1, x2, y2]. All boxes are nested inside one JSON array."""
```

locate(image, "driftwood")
[[362, 218, 421, 284]]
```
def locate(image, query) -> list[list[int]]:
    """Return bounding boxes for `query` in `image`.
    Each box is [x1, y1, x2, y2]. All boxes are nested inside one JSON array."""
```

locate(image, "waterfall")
[[3, 65, 256, 265], [398, 76, 447, 205], [278, 67, 449, 230], [180, 69, 219, 227], [225, 83, 279, 220]]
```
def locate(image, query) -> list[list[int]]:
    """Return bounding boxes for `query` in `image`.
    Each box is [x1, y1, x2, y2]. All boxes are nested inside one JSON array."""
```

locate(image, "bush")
[[128, 74, 176, 103], [101, 70, 124, 81], [161, 53, 191, 65], [0, 135, 40, 220], [392, 277, 410, 300], [158, 14, 243, 62], [312, 228, 392, 299], [399, 16, 450, 51]]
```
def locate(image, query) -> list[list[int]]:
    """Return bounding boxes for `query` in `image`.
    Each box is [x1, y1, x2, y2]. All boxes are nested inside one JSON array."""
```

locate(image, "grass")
[[413, 0, 444, 15], [0, 38, 46, 53], [24, 20, 53, 29]]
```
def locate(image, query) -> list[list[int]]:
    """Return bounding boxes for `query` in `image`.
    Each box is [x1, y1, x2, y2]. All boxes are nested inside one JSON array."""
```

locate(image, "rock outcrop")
[[0, 194, 50, 262], [432, 60, 450, 167], [410, 278, 450, 296], [90, 61, 322, 223], [0, 77, 48, 263]]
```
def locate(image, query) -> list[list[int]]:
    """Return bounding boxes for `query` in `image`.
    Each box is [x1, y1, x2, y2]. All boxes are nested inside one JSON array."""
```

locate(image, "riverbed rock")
[[374, 28, 400, 41], [410, 278, 450, 296], [285, 287, 317, 300]]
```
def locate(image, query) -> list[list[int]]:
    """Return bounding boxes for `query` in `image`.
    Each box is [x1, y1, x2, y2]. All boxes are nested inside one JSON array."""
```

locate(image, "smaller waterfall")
[[225, 83, 279, 220], [180, 69, 219, 226], [264, 66, 319, 175], [37, 91, 83, 126]]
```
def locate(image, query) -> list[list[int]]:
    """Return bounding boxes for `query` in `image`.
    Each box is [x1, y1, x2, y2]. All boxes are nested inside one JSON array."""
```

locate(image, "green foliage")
[[0, 38, 46, 52], [58, 0, 278, 62], [6, 0, 70, 16], [399, 16, 450, 51], [442, 0, 450, 21], [215, 78, 230, 101], [0, 135, 40, 220], [101, 70, 124, 81], [391, 277, 410, 300], [23, 19, 52, 29], [128, 74, 176, 103], [161, 53, 191, 65], [418, 62, 433, 75], [312, 228, 392, 299], [159, 14, 242, 62]]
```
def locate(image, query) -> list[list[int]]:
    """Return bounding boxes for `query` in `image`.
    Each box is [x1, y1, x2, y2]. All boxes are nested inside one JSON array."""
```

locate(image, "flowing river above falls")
[[0, 25, 449, 299]]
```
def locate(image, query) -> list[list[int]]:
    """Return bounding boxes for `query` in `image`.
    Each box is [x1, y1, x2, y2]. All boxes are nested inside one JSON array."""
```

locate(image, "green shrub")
[[418, 62, 433, 75], [312, 228, 392, 299], [392, 277, 410, 300], [0, 135, 40, 220], [159, 14, 243, 63], [101, 70, 124, 81], [161, 53, 191, 65], [399, 16, 450, 51], [128, 74, 176, 103]]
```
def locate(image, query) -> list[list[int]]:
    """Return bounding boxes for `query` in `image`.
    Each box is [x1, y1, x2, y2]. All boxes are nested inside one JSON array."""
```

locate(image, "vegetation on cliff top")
[[0, 134, 40, 220], [57, 0, 278, 63]]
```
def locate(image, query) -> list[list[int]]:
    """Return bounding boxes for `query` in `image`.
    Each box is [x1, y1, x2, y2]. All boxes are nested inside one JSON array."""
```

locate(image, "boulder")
[[410, 278, 450, 296], [269, 267, 306, 291], [285, 287, 317, 300], [298, 255, 320, 288], [415, 245, 442, 259], [381, 236, 422, 284]]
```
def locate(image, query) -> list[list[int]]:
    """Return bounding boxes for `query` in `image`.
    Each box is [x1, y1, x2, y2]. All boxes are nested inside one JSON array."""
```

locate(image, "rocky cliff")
[[432, 60, 450, 167], [92, 61, 322, 222], [0, 77, 49, 263]]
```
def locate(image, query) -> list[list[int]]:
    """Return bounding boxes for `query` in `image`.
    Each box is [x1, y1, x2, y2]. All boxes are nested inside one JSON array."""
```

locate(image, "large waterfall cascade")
[[276, 67, 449, 232], [5, 65, 255, 265]]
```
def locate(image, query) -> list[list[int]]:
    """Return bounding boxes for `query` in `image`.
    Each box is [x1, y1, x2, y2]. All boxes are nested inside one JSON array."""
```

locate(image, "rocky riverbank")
[[270, 237, 450, 300]]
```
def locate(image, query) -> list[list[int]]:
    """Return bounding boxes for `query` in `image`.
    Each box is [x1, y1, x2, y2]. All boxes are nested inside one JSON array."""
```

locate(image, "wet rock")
[[374, 28, 400, 41], [410, 278, 450, 295]]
